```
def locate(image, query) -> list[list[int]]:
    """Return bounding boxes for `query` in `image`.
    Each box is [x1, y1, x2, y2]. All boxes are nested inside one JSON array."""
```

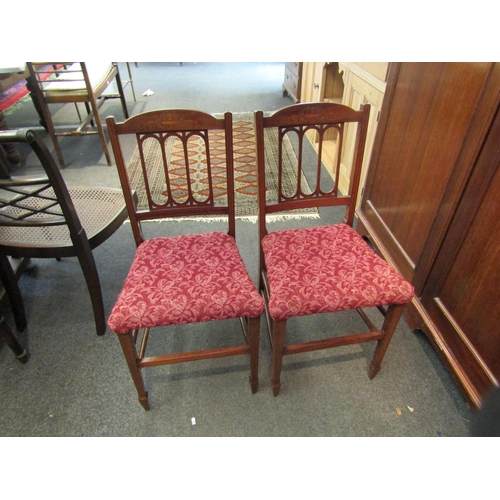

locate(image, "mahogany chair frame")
[[0, 129, 130, 337], [106, 109, 262, 410], [255, 102, 409, 396], [26, 62, 129, 168]]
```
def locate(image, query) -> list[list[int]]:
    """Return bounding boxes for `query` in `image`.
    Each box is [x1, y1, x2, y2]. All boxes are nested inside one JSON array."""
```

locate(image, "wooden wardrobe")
[[356, 62, 500, 409]]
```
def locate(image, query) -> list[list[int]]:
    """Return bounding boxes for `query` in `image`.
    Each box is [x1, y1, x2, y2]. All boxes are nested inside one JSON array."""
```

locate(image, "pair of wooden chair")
[[105, 103, 414, 410]]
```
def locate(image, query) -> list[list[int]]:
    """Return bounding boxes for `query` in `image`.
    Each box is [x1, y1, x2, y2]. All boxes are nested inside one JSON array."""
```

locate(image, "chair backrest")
[[0, 129, 86, 245], [254, 102, 370, 238], [106, 109, 236, 246]]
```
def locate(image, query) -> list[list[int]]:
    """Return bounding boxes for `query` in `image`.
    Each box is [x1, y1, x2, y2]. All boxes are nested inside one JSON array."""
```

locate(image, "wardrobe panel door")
[[420, 105, 500, 406], [362, 62, 492, 280]]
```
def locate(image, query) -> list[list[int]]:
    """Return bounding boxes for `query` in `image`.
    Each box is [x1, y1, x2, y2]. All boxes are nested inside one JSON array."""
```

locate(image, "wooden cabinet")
[[356, 62, 500, 409], [300, 62, 388, 205], [282, 62, 303, 103], [338, 63, 387, 205]]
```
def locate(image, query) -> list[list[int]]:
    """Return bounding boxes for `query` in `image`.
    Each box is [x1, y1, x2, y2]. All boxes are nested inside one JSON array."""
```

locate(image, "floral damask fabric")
[[108, 232, 264, 334], [262, 224, 414, 321]]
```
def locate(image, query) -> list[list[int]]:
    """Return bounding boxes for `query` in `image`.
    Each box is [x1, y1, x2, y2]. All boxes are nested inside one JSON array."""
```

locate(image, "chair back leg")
[[247, 316, 261, 393], [114, 70, 129, 119], [271, 319, 287, 397]]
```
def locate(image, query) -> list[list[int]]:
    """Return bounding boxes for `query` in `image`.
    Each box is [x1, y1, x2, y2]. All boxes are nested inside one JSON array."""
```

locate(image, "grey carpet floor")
[[1, 63, 474, 438]]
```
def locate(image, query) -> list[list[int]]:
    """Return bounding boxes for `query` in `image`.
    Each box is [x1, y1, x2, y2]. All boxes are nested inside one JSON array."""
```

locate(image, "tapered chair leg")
[[118, 332, 150, 411], [88, 97, 112, 166], [114, 70, 129, 119], [248, 316, 260, 394], [0, 255, 27, 332], [271, 319, 287, 397], [0, 315, 28, 363], [369, 303, 406, 379], [76, 248, 106, 336]]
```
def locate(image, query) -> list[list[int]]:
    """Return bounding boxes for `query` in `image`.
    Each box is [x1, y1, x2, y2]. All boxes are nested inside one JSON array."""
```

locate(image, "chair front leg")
[[0, 315, 28, 363], [271, 319, 287, 397], [118, 332, 150, 411], [369, 303, 406, 379]]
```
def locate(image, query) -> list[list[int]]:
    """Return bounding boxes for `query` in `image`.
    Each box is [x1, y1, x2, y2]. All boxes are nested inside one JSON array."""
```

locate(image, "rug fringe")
[[125, 213, 321, 224]]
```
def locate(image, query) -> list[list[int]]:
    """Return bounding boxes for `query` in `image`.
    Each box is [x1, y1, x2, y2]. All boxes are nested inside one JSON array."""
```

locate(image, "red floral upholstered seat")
[[106, 109, 263, 410], [108, 232, 264, 333], [262, 224, 414, 322]]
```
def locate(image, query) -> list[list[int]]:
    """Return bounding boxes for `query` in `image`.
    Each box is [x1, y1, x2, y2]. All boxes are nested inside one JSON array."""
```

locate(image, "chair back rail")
[[255, 102, 370, 241], [107, 110, 236, 246]]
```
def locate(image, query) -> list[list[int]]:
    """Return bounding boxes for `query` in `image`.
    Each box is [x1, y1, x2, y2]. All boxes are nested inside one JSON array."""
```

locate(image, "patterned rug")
[[126, 112, 319, 221], [0, 65, 62, 114]]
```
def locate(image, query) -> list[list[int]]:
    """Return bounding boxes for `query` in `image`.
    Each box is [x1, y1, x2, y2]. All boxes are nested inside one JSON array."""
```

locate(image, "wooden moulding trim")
[[410, 296, 482, 409], [356, 202, 415, 282], [434, 298, 499, 387]]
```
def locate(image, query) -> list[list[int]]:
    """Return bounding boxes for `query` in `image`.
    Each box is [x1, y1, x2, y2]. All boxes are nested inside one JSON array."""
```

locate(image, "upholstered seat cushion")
[[262, 223, 414, 321], [108, 232, 265, 334]]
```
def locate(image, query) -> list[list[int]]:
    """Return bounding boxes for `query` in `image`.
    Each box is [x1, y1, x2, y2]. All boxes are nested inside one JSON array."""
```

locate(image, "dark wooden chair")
[[254, 102, 415, 396], [106, 109, 265, 410], [0, 129, 130, 337], [26, 62, 129, 168]]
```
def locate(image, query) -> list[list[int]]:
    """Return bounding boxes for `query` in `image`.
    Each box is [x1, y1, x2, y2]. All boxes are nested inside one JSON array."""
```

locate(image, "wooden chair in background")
[[254, 102, 415, 396], [106, 109, 265, 410], [26, 62, 129, 168]]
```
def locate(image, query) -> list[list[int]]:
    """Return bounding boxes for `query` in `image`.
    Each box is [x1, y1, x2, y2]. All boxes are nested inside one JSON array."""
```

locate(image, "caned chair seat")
[[262, 224, 414, 322], [108, 232, 265, 333], [0, 186, 127, 249]]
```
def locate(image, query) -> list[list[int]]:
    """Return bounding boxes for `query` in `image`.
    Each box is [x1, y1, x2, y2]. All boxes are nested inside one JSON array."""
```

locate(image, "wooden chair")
[[254, 102, 415, 396], [0, 128, 130, 336], [26, 62, 129, 168], [106, 109, 265, 410]]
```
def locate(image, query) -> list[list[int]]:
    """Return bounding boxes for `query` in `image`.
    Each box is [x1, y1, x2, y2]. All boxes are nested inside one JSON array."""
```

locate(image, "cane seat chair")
[[0, 129, 130, 337], [106, 109, 264, 410], [254, 102, 415, 396], [26, 62, 129, 168]]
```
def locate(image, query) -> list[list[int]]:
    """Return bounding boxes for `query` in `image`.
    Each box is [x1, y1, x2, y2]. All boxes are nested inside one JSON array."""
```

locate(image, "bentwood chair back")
[[106, 109, 264, 410], [254, 102, 414, 396], [0, 129, 129, 338], [26, 62, 129, 168]]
